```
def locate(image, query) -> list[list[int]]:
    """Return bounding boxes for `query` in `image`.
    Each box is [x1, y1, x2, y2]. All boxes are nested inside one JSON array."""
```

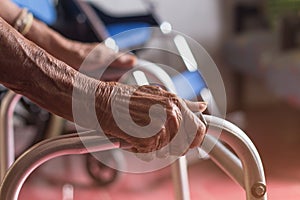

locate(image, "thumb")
[[184, 100, 207, 112]]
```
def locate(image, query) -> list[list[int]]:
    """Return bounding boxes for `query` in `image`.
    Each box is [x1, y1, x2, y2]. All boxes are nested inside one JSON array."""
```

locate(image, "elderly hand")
[[56, 41, 137, 81], [96, 82, 207, 157], [63, 42, 137, 72]]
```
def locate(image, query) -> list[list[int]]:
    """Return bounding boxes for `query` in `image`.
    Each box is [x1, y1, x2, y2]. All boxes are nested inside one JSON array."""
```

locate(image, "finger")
[[169, 130, 190, 156], [184, 100, 207, 113], [156, 145, 170, 158], [189, 116, 207, 149], [135, 151, 155, 162], [168, 109, 191, 156], [156, 110, 180, 158], [111, 54, 137, 68], [180, 105, 207, 149], [155, 129, 170, 158], [101, 67, 130, 81]]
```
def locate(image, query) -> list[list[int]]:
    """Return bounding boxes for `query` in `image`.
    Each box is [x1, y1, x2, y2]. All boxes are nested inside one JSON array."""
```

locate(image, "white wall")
[[151, 0, 221, 51]]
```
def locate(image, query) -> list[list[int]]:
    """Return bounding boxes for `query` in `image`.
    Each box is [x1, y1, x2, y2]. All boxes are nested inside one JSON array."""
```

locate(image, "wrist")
[[46, 32, 85, 69], [94, 81, 118, 129], [25, 19, 73, 61]]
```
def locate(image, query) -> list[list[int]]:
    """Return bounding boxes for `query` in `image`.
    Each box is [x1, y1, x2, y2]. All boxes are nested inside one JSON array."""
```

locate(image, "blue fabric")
[[12, 0, 56, 25], [172, 70, 207, 100], [107, 22, 151, 49]]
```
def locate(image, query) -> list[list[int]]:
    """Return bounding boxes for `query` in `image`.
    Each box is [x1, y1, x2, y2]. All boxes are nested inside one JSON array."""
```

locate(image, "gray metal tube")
[[171, 156, 190, 200], [0, 91, 21, 181], [0, 131, 121, 200], [202, 134, 244, 188], [203, 115, 267, 200]]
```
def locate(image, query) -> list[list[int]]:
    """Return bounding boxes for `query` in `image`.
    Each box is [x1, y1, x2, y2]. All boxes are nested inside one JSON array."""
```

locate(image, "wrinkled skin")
[[96, 83, 207, 156], [63, 41, 136, 71], [0, 17, 207, 156], [0, 0, 137, 79], [29, 21, 137, 79]]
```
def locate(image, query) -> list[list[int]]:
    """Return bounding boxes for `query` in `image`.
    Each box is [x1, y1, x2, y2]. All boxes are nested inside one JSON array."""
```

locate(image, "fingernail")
[[156, 146, 169, 158], [135, 152, 155, 162], [119, 54, 136, 64], [119, 54, 130, 62], [199, 102, 208, 110]]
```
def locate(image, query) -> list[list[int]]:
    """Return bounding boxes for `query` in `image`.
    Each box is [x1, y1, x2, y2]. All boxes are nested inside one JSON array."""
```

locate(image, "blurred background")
[[6, 0, 300, 199]]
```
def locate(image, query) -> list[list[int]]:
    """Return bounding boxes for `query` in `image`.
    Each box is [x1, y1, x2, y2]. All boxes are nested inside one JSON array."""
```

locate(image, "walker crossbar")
[[0, 131, 121, 200]]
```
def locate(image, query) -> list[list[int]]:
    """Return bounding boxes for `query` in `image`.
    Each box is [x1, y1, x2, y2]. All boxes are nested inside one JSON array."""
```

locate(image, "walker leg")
[[171, 156, 190, 200], [202, 134, 244, 188], [0, 91, 21, 182]]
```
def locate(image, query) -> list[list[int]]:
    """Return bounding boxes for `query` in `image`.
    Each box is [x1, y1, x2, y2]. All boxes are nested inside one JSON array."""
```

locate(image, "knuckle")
[[199, 121, 207, 133]]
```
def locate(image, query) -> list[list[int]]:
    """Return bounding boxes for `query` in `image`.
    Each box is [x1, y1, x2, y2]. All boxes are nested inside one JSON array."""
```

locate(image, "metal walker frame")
[[0, 55, 267, 200], [0, 90, 267, 200]]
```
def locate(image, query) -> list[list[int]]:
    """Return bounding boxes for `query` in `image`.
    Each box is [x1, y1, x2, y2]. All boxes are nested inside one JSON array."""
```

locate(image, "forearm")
[[0, 1, 137, 71], [25, 19, 77, 66], [0, 0, 76, 64], [0, 17, 106, 126]]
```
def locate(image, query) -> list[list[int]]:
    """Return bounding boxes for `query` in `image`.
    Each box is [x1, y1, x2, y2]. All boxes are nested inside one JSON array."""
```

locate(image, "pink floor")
[[17, 103, 300, 199]]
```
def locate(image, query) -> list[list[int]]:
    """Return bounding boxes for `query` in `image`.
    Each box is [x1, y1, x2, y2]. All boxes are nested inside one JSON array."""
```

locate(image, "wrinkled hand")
[[63, 42, 137, 80], [96, 83, 207, 158]]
